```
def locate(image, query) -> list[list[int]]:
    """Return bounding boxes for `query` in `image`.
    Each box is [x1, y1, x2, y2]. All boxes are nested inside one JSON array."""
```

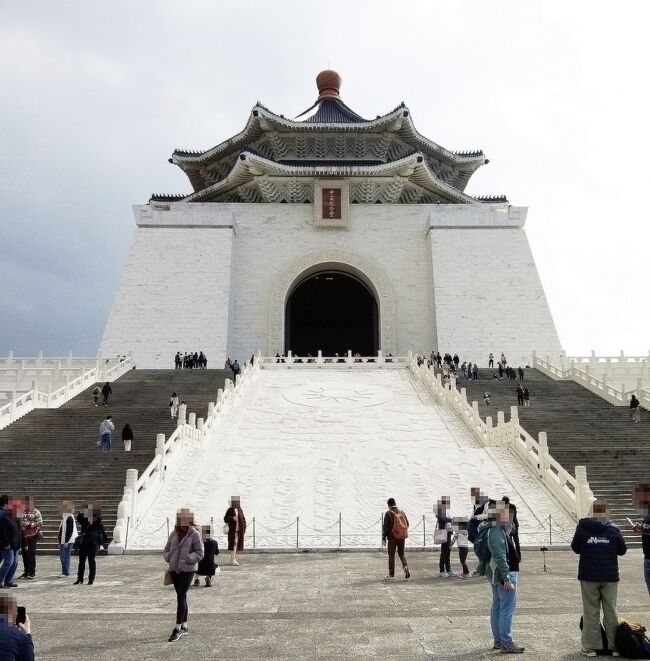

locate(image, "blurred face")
[[494, 501, 511, 524], [471, 488, 480, 503], [176, 509, 193, 528], [635, 488, 650, 512], [0, 593, 17, 624], [25, 497, 34, 509]]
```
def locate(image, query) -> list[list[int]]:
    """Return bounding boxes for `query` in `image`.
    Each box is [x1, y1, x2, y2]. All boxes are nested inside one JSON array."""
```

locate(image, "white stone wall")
[[99, 222, 233, 368], [99, 201, 561, 368], [430, 225, 561, 366]]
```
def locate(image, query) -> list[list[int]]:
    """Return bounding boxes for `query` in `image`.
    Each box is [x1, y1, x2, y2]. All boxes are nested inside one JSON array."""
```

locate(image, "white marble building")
[[100, 70, 561, 368]]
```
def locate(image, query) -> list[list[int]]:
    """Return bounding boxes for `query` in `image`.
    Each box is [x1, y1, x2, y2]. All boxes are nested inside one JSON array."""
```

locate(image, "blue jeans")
[[60, 544, 72, 576], [100, 433, 111, 451], [0, 548, 19, 585], [644, 558, 650, 597], [491, 571, 518, 647]]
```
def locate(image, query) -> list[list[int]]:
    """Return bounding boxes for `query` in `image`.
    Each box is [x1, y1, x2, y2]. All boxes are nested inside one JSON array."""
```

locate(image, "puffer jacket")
[[571, 517, 627, 582], [164, 527, 204, 573]]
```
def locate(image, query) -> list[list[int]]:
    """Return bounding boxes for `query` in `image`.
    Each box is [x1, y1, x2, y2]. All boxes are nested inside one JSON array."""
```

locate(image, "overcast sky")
[[1, 1, 647, 357]]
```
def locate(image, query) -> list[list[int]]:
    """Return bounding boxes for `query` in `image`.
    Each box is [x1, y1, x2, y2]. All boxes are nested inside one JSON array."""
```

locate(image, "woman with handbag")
[[435, 496, 454, 577], [163, 508, 204, 643], [223, 497, 247, 566]]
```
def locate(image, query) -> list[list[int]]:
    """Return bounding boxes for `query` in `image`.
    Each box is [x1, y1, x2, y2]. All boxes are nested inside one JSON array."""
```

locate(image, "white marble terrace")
[[126, 364, 575, 550]]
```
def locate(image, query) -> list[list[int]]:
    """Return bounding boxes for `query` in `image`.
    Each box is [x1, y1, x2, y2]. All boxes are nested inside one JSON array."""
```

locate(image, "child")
[[194, 525, 219, 587], [484, 391, 490, 405], [452, 516, 470, 579]]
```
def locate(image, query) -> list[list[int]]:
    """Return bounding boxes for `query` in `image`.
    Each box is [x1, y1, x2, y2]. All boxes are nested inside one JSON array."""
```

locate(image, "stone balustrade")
[[408, 357, 594, 520], [258, 350, 406, 369], [109, 354, 261, 553], [534, 350, 650, 408], [0, 356, 134, 431]]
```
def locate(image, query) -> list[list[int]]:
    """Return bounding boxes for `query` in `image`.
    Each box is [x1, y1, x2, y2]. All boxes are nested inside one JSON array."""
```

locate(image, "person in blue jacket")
[[0, 591, 34, 661], [571, 499, 627, 657]]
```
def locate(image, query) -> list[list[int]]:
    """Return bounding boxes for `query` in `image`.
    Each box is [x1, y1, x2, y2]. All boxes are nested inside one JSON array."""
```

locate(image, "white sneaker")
[[439, 571, 449, 578], [383, 575, 395, 581]]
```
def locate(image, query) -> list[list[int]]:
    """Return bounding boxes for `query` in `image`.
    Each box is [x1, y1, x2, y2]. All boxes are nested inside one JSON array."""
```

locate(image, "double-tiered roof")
[[152, 70, 506, 205]]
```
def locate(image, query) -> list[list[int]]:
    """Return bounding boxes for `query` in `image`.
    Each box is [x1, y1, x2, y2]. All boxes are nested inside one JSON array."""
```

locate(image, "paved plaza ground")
[[10, 549, 649, 660]]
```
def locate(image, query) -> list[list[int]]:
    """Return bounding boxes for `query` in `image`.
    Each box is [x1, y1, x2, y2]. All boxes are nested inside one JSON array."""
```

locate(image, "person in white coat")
[[99, 416, 114, 452], [169, 392, 179, 419]]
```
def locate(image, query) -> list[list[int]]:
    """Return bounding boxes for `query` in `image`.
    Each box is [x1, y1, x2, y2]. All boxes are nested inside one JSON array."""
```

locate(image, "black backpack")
[[615, 621, 650, 659]]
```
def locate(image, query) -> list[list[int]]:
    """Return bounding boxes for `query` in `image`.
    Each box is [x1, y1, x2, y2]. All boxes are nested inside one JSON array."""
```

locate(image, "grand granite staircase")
[[0, 369, 229, 551], [458, 367, 649, 542]]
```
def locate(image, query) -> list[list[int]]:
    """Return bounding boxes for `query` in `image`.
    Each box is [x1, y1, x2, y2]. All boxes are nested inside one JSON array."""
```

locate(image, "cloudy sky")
[[1, 1, 647, 357]]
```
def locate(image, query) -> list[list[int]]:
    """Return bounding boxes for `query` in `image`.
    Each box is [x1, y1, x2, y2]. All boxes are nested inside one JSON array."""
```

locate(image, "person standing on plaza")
[[501, 353, 507, 367], [489, 352, 494, 368], [164, 508, 204, 643], [436, 496, 454, 577], [518, 366, 524, 381], [19, 497, 42, 580], [75, 504, 108, 585], [101, 381, 112, 406], [477, 500, 524, 654], [99, 415, 114, 452], [630, 394, 641, 423], [0, 500, 23, 589], [452, 516, 470, 578], [473, 363, 479, 381], [631, 483, 650, 597], [57, 500, 77, 578], [381, 498, 410, 580], [0, 592, 35, 661], [174, 352, 182, 369], [571, 499, 626, 657], [121, 423, 133, 452], [194, 525, 219, 587], [224, 497, 246, 566]]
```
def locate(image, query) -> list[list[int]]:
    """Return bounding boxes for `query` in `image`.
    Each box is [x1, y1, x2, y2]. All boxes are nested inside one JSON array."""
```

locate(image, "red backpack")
[[391, 510, 409, 540]]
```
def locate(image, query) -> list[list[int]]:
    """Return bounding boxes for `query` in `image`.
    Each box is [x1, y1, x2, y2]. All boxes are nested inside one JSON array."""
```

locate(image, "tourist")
[[224, 358, 232, 370], [518, 366, 524, 381], [502, 497, 522, 571], [0, 495, 7, 578], [452, 516, 470, 578], [523, 387, 530, 407], [0, 591, 34, 661], [477, 500, 524, 654], [75, 504, 108, 585], [231, 360, 241, 383], [468, 487, 491, 564], [194, 525, 219, 587], [571, 499, 626, 657], [500, 353, 507, 367], [489, 352, 494, 368], [92, 384, 101, 406], [0, 500, 22, 588], [436, 497, 454, 577], [199, 351, 207, 368], [164, 508, 204, 642], [57, 500, 77, 578], [174, 352, 182, 369], [99, 415, 114, 452], [169, 392, 179, 419], [224, 497, 246, 566], [19, 497, 42, 580], [381, 498, 410, 580], [498, 363, 504, 379], [473, 363, 479, 381], [516, 384, 525, 407], [484, 391, 491, 405], [630, 394, 641, 423], [121, 423, 133, 452], [631, 483, 650, 596], [453, 354, 460, 370], [101, 381, 112, 406]]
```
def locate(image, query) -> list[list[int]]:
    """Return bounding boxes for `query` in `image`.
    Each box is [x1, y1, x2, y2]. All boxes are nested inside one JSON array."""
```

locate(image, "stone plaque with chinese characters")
[[313, 180, 349, 227]]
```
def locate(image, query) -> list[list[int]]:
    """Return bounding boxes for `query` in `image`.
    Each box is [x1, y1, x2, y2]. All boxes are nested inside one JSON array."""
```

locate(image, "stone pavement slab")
[[7, 549, 649, 660]]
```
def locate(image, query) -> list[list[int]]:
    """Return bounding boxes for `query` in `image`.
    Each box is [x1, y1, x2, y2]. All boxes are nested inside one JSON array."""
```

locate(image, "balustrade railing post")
[[253, 517, 256, 549], [339, 512, 342, 548]]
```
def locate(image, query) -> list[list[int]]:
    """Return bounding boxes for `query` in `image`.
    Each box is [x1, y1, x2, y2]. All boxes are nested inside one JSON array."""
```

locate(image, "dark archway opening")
[[286, 271, 378, 356]]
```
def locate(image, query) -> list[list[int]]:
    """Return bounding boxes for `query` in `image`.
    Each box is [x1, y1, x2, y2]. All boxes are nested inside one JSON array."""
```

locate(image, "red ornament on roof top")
[[316, 69, 342, 100]]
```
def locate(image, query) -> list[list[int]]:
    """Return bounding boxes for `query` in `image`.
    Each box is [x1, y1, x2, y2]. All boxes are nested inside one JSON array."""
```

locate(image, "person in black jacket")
[[101, 382, 112, 406], [121, 423, 134, 452], [571, 500, 627, 656], [194, 526, 219, 587], [74, 505, 108, 585], [0, 500, 23, 588]]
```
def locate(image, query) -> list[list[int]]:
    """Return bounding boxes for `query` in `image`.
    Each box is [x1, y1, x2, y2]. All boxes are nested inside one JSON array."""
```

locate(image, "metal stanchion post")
[[296, 517, 299, 548], [422, 515, 426, 547], [166, 517, 169, 538], [549, 514, 552, 546], [339, 512, 342, 548], [253, 517, 256, 549]]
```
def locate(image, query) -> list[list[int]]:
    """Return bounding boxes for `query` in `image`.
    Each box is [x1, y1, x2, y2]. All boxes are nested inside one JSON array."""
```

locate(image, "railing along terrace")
[[0, 355, 134, 431], [533, 350, 650, 408], [110, 354, 261, 553], [408, 357, 594, 521], [259, 350, 406, 368]]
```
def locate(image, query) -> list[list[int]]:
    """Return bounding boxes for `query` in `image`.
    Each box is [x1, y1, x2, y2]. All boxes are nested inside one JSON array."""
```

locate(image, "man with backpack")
[[381, 498, 410, 581], [571, 499, 627, 657], [475, 500, 525, 654]]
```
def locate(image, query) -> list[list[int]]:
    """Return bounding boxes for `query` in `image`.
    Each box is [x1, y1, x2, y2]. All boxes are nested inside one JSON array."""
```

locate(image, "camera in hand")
[[16, 606, 26, 625]]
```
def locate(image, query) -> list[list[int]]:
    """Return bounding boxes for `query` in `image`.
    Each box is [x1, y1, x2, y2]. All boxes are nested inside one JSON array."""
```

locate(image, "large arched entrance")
[[285, 271, 378, 356]]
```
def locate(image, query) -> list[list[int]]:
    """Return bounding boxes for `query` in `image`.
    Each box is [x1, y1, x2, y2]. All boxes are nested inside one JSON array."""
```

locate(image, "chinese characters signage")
[[314, 180, 349, 227]]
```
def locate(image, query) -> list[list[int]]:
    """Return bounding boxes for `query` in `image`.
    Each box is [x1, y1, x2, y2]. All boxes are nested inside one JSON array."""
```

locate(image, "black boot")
[[74, 578, 83, 585]]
